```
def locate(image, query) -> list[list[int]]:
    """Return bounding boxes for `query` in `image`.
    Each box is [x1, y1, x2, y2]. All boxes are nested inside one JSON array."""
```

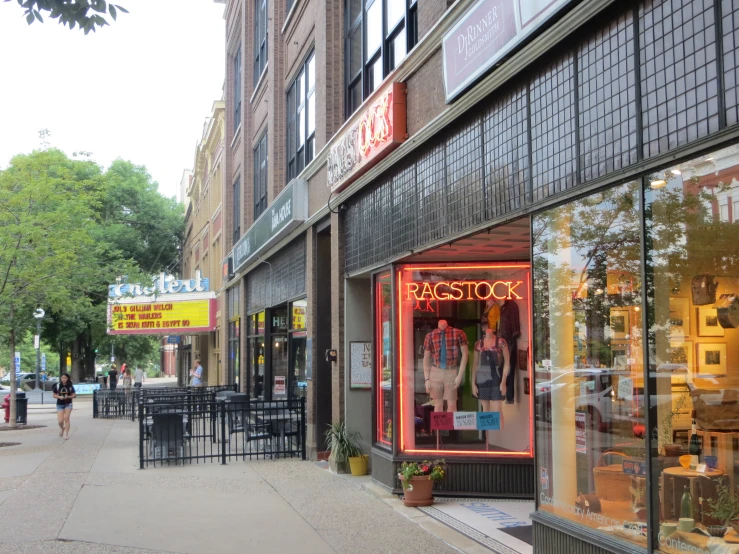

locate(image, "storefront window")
[[646, 147, 739, 552], [227, 286, 241, 388], [397, 263, 532, 455], [533, 182, 646, 547], [376, 273, 393, 445], [247, 312, 265, 400], [271, 307, 289, 399], [290, 300, 307, 400]]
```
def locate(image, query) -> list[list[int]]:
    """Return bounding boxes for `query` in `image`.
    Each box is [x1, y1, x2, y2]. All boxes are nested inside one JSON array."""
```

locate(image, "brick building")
[[219, 1, 739, 552]]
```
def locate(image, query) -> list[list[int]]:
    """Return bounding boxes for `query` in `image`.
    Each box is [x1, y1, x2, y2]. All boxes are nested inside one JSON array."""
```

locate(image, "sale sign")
[[453, 412, 478, 430], [575, 411, 587, 454], [430, 412, 454, 430], [108, 299, 217, 335]]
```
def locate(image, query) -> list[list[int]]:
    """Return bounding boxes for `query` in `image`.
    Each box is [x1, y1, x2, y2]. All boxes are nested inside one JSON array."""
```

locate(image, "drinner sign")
[[327, 82, 407, 193]]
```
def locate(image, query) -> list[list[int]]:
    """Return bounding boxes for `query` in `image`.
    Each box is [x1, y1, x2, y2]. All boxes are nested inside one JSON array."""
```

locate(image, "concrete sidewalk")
[[0, 407, 484, 553]]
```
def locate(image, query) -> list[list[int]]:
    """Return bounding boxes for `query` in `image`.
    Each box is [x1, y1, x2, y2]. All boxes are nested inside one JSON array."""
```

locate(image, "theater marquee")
[[107, 298, 217, 335]]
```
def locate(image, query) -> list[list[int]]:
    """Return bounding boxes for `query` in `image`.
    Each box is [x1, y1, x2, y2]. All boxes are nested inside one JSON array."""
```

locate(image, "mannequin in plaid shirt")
[[423, 319, 468, 412]]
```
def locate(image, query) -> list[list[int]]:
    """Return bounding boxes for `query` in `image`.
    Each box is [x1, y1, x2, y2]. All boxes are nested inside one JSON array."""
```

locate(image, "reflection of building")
[[181, 99, 225, 386], [216, 1, 739, 553]]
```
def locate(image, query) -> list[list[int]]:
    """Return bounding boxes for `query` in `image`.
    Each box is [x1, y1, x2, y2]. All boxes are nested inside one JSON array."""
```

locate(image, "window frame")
[[233, 44, 242, 131], [254, 0, 268, 86], [232, 176, 241, 245], [286, 50, 316, 183], [344, 0, 417, 118], [254, 131, 268, 220]]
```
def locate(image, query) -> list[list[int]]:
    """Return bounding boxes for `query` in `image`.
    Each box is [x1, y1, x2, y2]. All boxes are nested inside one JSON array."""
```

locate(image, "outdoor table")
[[661, 466, 724, 521], [256, 409, 296, 455]]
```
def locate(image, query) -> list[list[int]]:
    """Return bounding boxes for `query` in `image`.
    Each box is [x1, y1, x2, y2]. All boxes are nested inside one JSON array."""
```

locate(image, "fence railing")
[[93, 385, 237, 422], [138, 397, 306, 468]]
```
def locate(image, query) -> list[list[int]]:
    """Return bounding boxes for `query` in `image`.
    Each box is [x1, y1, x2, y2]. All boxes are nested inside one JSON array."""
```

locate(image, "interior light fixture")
[[671, 169, 681, 175], [706, 157, 715, 161], [650, 179, 667, 189], [595, 288, 604, 295]]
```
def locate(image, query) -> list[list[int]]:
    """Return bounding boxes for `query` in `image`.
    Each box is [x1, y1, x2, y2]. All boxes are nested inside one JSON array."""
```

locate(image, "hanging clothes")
[[498, 300, 521, 404]]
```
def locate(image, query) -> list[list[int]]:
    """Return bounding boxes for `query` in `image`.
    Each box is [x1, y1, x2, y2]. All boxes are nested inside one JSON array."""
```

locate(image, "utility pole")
[[33, 308, 45, 391]]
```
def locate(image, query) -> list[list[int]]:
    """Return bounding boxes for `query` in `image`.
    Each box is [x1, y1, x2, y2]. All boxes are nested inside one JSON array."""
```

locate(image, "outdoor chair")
[[150, 413, 185, 463]]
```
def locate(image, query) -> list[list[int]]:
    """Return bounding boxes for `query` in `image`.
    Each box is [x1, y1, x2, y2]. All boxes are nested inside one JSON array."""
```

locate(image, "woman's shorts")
[[56, 404, 73, 411]]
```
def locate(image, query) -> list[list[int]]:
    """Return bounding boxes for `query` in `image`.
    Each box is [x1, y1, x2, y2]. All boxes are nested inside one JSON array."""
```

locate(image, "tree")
[[5, 0, 128, 34]]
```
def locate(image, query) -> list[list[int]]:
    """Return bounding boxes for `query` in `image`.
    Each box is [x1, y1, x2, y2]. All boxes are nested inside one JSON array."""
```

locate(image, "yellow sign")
[[108, 299, 216, 335], [292, 306, 306, 330]]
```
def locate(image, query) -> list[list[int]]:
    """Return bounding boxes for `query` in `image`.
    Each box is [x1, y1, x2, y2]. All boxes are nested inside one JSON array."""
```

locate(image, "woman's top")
[[53, 382, 76, 406]]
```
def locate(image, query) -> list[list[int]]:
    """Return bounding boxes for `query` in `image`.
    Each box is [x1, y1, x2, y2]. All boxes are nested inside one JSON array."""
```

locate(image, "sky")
[[0, 1, 226, 200]]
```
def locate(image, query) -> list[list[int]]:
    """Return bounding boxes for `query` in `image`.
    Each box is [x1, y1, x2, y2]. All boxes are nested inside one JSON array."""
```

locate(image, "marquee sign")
[[107, 298, 217, 335], [405, 280, 524, 301], [327, 82, 407, 193], [109, 270, 209, 298]]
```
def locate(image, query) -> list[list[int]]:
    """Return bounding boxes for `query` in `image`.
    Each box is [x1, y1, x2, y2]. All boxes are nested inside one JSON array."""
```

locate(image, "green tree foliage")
[[5, 0, 128, 34]]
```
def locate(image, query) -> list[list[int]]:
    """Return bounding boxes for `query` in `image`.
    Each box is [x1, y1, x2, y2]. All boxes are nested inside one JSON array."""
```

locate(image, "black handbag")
[[691, 274, 718, 305], [718, 294, 739, 328]]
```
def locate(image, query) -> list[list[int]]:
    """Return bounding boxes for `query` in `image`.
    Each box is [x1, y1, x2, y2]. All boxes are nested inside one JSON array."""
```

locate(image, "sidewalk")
[[0, 407, 484, 553]]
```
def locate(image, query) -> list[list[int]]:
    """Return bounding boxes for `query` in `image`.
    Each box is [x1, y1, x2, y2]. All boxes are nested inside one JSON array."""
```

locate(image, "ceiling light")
[[595, 288, 604, 295], [671, 169, 681, 175], [650, 179, 667, 189]]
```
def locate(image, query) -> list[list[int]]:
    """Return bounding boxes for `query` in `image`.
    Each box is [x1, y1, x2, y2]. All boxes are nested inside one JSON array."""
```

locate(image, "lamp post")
[[33, 308, 45, 391]]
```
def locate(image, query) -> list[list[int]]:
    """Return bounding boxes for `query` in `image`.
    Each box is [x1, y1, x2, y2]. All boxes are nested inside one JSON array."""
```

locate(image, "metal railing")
[[138, 397, 306, 468], [93, 385, 237, 421]]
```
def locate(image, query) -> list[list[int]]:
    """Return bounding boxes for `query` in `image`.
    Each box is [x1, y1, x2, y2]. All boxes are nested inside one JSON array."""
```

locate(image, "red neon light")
[[377, 277, 390, 446], [398, 270, 405, 452], [405, 280, 524, 302], [527, 271, 534, 456], [403, 263, 531, 271], [358, 91, 392, 157]]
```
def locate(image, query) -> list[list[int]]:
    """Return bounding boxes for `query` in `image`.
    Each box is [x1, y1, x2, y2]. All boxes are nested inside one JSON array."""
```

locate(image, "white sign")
[[14, 351, 20, 374], [274, 376, 286, 396], [350, 342, 372, 389], [108, 270, 210, 298], [41, 353, 46, 371], [618, 377, 633, 400], [74, 383, 100, 395], [542, 359, 552, 367], [34, 335, 39, 349], [453, 412, 478, 430]]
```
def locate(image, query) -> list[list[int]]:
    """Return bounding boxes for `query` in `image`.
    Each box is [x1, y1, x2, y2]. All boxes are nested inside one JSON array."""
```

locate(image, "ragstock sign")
[[327, 82, 407, 193]]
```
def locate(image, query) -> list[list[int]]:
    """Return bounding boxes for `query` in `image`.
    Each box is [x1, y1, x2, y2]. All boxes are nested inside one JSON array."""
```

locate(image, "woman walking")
[[122, 367, 132, 391], [52, 373, 76, 440]]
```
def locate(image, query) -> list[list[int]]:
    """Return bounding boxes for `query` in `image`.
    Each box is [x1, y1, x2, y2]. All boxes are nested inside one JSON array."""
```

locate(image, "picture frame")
[[610, 309, 630, 340], [696, 343, 727, 375], [668, 340, 693, 375], [518, 348, 528, 371], [697, 307, 724, 337], [669, 297, 690, 340], [607, 272, 636, 295]]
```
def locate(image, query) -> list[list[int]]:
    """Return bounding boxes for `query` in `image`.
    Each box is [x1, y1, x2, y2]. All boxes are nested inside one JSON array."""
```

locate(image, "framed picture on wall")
[[696, 343, 727, 375], [518, 348, 528, 371], [668, 340, 693, 375], [697, 307, 724, 337], [610, 309, 630, 340], [669, 298, 690, 340]]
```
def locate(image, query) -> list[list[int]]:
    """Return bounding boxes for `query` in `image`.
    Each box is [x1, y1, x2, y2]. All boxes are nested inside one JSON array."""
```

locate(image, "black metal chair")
[[150, 413, 185, 462]]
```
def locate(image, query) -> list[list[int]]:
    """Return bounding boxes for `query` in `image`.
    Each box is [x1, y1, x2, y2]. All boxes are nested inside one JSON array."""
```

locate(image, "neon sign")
[[405, 280, 524, 301], [327, 82, 407, 193]]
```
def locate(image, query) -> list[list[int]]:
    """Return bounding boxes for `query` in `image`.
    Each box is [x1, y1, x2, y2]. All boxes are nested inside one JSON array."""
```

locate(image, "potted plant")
[[706, 479, 739, 537], [398, 459, 446, 507], [325, 421, 366, 475]]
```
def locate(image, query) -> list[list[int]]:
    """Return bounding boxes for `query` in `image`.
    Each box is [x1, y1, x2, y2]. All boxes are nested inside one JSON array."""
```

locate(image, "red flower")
[[421, 465, 430, 473]]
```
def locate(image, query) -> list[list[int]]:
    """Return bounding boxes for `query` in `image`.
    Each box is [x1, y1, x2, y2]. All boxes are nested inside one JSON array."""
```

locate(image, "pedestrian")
[[108, 364, 118, 391], [134, 365, 145, 389], [189, 358, 204, 387], [122, 367, 132, 391], [52, 373, 76, 440]]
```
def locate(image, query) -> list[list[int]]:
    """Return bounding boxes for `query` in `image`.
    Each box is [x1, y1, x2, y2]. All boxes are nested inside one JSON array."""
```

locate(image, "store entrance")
[[394, 217, 533, 456]]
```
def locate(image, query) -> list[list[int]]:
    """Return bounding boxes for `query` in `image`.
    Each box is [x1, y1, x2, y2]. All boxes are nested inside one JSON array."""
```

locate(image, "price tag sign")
[[478, 412, 500, 431], [430, 412, 454, 430], [696, 463, 708, 473], [542, 359, 552, 367]]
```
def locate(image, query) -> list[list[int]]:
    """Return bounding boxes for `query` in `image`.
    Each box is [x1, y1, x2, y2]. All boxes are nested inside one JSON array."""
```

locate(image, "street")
[[0, 400, 473, 554]]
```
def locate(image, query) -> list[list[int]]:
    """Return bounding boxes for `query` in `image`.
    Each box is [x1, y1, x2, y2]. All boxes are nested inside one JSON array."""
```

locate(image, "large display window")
[[396, 263, 532, 456], [247, 312, 265, 400], [290, 300, 307, 400], [376, 273, 393, 446]]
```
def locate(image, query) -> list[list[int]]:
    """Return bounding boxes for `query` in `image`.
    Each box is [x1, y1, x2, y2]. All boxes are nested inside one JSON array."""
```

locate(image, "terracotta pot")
[[401, 476, 434, 507]]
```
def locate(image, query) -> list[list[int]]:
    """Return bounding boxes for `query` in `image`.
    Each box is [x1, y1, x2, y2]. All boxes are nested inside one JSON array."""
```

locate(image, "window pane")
[[307, 54, 315, 93], [389, 26, 406, 72], [366, 0, 382, 57], [348, 0, 362, 23], [298, 105, 305, 147], [645, 147, 739, 546], [386, 0, 404, 32], [307, 90, 315, 135], [349, 29, 362, 78], [533, 182, 644, 548], [349, 81, 362, 114], [287, 84, 296, 163], [368, 57, 382, 95], [376, 273, 392, 445]]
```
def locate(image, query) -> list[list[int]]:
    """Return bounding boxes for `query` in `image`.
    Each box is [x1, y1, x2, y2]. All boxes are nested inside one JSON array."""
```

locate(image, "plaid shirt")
[[424, 327, 468, 368]]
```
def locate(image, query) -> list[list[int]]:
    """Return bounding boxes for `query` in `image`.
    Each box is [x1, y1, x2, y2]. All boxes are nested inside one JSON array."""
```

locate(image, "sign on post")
[[34, 335, 39, 349], [14, 351, 20, 375], [41, 353, 46, 371]]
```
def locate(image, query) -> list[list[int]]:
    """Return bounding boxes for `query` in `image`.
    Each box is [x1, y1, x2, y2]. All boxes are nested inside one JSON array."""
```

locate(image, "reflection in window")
[[533, 182, 645, 548], [646, 147, 739, 548], [376, 273, 392, 445], [247, 312, 265, 400], [290, 300, 307, 400]]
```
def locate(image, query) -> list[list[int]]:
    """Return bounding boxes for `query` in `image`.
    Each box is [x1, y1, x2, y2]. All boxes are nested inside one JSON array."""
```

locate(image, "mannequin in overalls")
[[471, 323, 510, 441]]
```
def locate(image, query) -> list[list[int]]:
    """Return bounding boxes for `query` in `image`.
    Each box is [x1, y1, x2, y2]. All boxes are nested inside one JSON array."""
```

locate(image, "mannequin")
[[423, 319, 468, 412], [471, 323, 510, 441]]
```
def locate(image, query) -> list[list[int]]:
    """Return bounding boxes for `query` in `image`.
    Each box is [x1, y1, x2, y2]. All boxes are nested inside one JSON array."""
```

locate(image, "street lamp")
[[33, 308, 44, 391]]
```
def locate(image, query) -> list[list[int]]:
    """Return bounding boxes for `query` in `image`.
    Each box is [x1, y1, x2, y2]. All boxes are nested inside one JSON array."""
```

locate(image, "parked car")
[[0, 372, 36, 385]]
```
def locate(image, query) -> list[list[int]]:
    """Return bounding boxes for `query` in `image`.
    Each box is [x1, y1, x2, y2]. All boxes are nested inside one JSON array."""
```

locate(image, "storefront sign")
[[274, 375, 286, 396], [107, 299, 217, 335], [405, 280, 524, 301], [327, 82, 407, 193], [478, 411, 501, 430], [575, 411, 587, 454], [292, 305, 306, 330], [231, 179, 308, 272], [350, 342, 372, 389], [618, 377, 633, 400], [257, 312, 265, 334], [108, 270, 209, 298], [430, 412, 455, 430], [443, 0, 574, 102]]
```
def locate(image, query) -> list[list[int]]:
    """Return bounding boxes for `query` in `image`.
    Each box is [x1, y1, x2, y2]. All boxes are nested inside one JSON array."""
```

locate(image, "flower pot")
[[401, 476, 434, 507], [348, 454, 368, 476], [707, 525, 727, 537]]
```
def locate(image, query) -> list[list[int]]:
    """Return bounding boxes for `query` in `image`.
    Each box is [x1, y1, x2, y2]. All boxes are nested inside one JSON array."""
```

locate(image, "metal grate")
[[416, 143, 448, 246], [391, 165, 417, 256], [722, 0, 739, 125], [639, 0, 719, 157], [578, 10, 638, 182], [246, 235, 306, 313], [530, 54, 577, 202], [446, 119, 486, 234], [483, 85, 529, 218]]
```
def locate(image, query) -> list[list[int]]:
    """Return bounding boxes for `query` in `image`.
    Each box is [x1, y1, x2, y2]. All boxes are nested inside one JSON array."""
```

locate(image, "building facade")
[[182, 100, 226, 386], [220, 0, 739, 552]]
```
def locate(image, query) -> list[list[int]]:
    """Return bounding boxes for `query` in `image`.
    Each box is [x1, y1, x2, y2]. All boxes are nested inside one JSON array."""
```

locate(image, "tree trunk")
[[83, 326, 96, 381], [59, 340, 67, 374], [8, 304, 17, 428], [71, 335, 82, 382]]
